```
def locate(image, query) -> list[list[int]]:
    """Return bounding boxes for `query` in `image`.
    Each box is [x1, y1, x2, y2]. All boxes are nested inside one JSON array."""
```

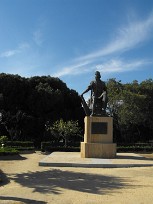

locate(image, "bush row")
[[117, 143, 153, 147], [0, 147, 19, 155], [6, 141, 34, 147], [1, 141, 153, 154], [0, 141, 35, 155], [41, 142, 153, 152], [117, 146, 153, 152], [2, 141, 35, 151]]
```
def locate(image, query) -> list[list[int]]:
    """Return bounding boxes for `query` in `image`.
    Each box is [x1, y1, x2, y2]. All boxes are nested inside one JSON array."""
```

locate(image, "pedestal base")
[[81, 142, 116, 158], [81, 116, 116, 158]]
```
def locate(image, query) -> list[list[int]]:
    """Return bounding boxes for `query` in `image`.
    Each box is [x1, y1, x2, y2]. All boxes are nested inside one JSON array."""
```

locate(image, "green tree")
[[106, 78, 123, 142], [107, 78, 153, 143], [0, 74, 84, 145], [117, 90, 147, 142], [50, 119, 82, 147]]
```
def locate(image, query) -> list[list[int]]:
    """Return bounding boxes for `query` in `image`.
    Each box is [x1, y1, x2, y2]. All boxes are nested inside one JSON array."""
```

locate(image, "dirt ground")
[[0, 152, 153, 204]]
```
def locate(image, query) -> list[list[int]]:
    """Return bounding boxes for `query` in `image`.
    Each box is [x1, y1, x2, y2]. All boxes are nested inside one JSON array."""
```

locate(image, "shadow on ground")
[[0, 155, 27, 161], [0, 170, 10, 186], [8, 169, 135, 195], [0, 196, 46, 204]]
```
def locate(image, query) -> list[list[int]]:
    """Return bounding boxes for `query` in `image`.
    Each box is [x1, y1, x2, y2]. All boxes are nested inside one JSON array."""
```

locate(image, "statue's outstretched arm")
[[81, 87, 90, 96]]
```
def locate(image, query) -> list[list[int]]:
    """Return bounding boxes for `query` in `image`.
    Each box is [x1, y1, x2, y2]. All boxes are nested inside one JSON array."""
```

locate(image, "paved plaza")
[[1, 152, 153, 204]]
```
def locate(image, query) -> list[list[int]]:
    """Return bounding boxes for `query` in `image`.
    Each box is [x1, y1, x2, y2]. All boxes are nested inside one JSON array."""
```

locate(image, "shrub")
[[117, 143, 153, 152], [5, 141, 35, 152], [0, 147, 19, 155], [6, 141, 34, 148], [0, 140, 35, 153], [0, 136, 8, 146], [41, 142, 153, 153]]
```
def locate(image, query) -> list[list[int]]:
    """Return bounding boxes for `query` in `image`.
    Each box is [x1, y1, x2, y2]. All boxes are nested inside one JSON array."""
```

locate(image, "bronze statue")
[[81, 71, 108, 116]]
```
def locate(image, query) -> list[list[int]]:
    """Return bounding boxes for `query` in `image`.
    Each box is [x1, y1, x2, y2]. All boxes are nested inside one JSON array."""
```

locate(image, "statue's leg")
[[92, 98, 103, 116], [97, 99, 103, 115]]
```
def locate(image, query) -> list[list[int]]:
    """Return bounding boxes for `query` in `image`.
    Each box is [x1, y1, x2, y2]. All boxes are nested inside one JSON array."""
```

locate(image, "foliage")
[[0, 139, 34, 152], [0, 73, 153, 145], [117, 145, 153, 152], [0, 147, 19, 155], [6, 141, 34, 147], [0, 136, 8, 145], [107, 78, 153, 143], [5, 141, 35, 151], [0, 73, 83, 145], [49, 119, 82, 147], [118, 91, 146, 125], [41, 142, 153, 153]]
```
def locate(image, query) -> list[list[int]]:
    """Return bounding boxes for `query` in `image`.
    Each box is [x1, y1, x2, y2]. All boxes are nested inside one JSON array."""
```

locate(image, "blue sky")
[[0, 0, 153, 95]]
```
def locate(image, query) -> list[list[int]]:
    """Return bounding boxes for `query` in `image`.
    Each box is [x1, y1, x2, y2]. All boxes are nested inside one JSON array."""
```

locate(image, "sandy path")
[[0, 152, 153, 204]]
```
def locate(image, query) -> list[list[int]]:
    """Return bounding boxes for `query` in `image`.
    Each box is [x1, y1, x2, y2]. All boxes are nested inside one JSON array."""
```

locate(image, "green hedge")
[[0, 147, 19, 155], [41, 142, 61, 151], [6, 141, 34, 147], [0, 141, 35, 153], [41, 142, 153, 153], [4, 141, 35, 151], [117, 146, 153, 152], [14, 147, 35, 151], [117, 143, 153, 147], [117, 143, 153, 152]]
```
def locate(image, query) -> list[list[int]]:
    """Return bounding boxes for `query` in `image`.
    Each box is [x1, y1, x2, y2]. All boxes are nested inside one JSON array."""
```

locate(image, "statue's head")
[[95, 71, 101, 79]]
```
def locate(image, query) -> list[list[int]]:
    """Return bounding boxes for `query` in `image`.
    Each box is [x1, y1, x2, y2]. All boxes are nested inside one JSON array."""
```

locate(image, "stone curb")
[[39, 161, 153, 168], [39, 152, 153, 168]]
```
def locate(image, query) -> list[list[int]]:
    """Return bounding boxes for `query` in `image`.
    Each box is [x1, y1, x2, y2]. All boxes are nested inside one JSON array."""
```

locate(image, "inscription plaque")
[[91, 122, 107, 134]]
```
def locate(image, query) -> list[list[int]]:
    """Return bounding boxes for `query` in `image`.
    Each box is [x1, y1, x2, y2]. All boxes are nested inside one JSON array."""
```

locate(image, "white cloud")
[[0, 50, 19, 57], [53, 61, 91, 77], [53, 12, 153, 77], [79, 12, 153, 61], [96, 58, 152, 74], [0, 42, 30, 58]]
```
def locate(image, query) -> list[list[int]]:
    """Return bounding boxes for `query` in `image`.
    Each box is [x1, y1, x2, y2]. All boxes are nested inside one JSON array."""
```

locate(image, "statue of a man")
[[81, 71, 108, 116]]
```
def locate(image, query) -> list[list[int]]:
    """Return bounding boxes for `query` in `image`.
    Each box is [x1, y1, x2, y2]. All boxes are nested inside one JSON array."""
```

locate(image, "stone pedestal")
[[81, 116, 116, 158]]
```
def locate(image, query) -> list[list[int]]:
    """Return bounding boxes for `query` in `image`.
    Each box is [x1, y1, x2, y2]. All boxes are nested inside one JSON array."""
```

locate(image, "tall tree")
[[0, 73, 84, 144]]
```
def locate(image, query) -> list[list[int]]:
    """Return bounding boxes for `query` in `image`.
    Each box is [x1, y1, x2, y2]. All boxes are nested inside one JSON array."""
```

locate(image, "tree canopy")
[[107, 78, 153, 143], [0, 73, 84, 145], [0, 73, 153, 145]]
